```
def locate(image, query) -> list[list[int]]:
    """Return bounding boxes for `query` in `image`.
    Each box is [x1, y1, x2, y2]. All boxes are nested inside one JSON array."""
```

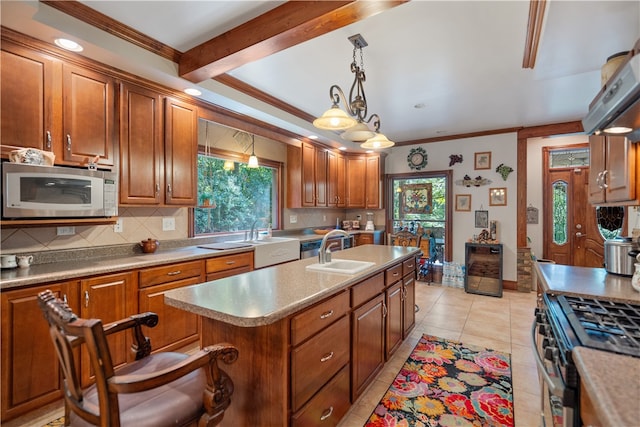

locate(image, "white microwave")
[[2, 163, 118, 219]]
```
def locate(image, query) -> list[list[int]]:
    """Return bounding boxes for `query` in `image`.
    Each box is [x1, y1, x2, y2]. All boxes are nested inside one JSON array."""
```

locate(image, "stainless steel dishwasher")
[[300, 235, 353, 259]]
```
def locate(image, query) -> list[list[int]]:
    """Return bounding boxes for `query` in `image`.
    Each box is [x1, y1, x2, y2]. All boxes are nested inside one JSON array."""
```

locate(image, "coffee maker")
[[365, 212, 375, 231]]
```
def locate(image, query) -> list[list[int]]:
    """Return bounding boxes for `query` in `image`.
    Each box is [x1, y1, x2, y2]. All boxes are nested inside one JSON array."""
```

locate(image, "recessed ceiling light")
[[365, 150, 374, 154], [184, 88, 202, 96], [308, 135, 319, 140], [338, 146, 347, 151], [54, 38, 83, 52]]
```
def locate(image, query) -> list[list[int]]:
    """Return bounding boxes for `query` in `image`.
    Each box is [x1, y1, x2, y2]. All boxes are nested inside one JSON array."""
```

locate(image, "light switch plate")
[[113, 218, 123, 233], [290, 215, 297, 224], [162, 217, 175, 231]]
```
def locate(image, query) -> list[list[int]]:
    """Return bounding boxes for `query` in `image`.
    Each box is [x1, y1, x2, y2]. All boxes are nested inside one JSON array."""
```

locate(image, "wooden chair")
[[37, 290, 238, 427], [388, 228, 421, 248]]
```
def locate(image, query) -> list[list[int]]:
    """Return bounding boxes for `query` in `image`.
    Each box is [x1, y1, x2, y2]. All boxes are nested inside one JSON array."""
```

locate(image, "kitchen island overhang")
[[164, 245, 422, 427]]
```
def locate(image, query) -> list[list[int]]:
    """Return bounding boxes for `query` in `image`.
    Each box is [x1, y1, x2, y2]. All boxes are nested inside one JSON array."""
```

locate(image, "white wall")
[[385, 133, 519, 282]]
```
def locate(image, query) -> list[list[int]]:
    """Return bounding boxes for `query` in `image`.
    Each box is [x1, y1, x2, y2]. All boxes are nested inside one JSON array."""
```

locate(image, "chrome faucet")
[[318, 229, 350, 264], [247, 219, 260, 241]]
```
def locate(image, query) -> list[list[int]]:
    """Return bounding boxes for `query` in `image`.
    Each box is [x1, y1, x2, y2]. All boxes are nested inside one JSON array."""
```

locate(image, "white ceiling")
[[2, 1, 639, 150]]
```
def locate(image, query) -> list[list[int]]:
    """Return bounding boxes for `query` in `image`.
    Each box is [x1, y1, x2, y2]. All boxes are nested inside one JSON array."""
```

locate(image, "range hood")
[[583, 50, 640, 142]]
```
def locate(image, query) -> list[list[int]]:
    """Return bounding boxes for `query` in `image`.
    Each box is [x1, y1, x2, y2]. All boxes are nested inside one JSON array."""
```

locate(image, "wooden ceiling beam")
[[522, 0, 547, 69], [179, 0, 407, 83]]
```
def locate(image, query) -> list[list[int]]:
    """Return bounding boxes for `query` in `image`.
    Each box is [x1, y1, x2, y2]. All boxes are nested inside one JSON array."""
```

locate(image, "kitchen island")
[[534, 262, 640, 426], [165, 245, 421, 426]]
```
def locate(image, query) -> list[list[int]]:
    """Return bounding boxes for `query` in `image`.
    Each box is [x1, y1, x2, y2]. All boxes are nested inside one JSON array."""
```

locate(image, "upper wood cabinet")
[[60, 64, 116, 168], [327, 150, 346, 207], [0, 40, 116, 169], [588, 135, 639, 205], [164, 97, 198, 206], [346, 155, 366, 207], [287, 142, 333, 208], [0, 41, 57, 157], [365, 155, 381, 208], [119, 82, 164, 204]]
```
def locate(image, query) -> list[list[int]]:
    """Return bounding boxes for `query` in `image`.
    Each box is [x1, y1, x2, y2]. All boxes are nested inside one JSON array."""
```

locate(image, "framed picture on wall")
[[455, 194, 471, 211], [474, 152, 491, 170], [475, 210, 488, 228], [489, 187, 507, 206]]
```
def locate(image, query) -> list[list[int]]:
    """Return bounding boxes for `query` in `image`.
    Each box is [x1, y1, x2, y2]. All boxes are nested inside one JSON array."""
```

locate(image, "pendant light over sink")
[[313, 34, 394, 149]]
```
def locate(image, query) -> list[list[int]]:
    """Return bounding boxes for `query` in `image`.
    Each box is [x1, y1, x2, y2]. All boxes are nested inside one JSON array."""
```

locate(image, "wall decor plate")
[[407, 147, 428, 170]]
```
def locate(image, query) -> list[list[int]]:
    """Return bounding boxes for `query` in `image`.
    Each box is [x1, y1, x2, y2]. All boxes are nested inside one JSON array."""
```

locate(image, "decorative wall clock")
[[407, 147, 428, 170]]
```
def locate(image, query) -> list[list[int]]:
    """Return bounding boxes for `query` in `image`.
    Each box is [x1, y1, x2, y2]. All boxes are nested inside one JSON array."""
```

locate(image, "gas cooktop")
[[558, 295, 640, 358]]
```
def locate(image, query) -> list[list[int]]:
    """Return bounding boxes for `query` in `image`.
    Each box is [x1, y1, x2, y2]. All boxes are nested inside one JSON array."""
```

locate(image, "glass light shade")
[[341, 122, 376, 142], [360, 132, 395, 149], [313, 106, 357, 130], [248, 154, 259, 168], [223, 160, 235, 171], [604, 126, 633, 134]]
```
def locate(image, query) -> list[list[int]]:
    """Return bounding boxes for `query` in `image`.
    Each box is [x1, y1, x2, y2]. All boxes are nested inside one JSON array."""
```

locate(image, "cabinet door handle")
[[66, 134, 72, 151], [382, 301, 387, 318], [320, 352, 334, 362], [167, 183, 172, 194], [595, 171, 603, 189], [84, 290, 89, 308], [601, 170, 608, 189], [226, 260, 236, 265], [155, 184, 160, 196], [320, 310, 334, 319], [392, 272, 399, 277], [167, 270, 182, 276], [320, 406, 334, 421], [46, 130, 52, 149], [62, 293, 68, 304]]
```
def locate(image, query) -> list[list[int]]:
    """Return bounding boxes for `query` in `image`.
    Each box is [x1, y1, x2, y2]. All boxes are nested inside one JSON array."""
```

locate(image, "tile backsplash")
[[1, 207, 386, 255], [1, 207, 188, 254]]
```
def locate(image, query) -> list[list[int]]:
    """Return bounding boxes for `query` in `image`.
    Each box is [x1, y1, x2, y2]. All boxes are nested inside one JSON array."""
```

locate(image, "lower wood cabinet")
[[1, 281, 78, 421], [351, 292, 386, 401], [205, 251, 253, 281], [79, 271, 137, 387], [386, 281, 404, 359], [138, 260, 203, 353], [290, 364, 351, 427]]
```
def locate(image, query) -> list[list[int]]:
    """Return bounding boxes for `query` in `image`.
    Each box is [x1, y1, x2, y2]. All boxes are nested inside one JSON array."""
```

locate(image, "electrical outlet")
[[323, 215, 327, 222], [113, 218, 123, 233], [56, 226, 76, 236], [290, 215, 297, 224], [162, 217, 175, 231]]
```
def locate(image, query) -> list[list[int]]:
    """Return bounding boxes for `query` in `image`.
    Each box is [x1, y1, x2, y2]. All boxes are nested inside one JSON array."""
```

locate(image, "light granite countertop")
[[164, 245, 419, 327], [535, 262, 640, 304], [0, 246, 256, 290], [572, 347, 640, 427], [535, 261, 640, 425]]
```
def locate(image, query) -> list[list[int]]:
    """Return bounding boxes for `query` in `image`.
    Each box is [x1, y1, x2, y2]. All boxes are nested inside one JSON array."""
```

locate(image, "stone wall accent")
[[517, 247, 533, 292]]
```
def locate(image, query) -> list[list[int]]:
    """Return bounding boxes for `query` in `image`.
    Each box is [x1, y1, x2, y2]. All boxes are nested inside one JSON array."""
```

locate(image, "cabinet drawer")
[[291, 316, 349, 412], [139, 260, 202, 288], [291, 290, 349, 346], [351, 272, 384, 308], [385, 263, 403, 285], [291, 364, 350, 427], [403, 258, 416, 277], [205, 252, 253, 274]]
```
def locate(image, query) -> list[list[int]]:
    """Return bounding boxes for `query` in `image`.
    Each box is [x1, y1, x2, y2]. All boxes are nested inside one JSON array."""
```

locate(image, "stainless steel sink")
[[306, 260, 375, 275], [241, 237, 300, 268]]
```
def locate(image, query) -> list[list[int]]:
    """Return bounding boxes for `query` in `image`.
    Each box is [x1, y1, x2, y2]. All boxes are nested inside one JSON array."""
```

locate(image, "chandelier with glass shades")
[[313, 34, 394, 149]]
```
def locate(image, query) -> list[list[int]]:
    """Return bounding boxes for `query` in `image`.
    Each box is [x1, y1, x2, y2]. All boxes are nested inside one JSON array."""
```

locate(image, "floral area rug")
[[365, 334, 514, 427]]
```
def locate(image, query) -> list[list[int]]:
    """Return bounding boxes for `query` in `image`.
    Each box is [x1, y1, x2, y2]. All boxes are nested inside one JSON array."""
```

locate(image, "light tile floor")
[[337, 283, 541, 427], [7, 283, 541, 427]]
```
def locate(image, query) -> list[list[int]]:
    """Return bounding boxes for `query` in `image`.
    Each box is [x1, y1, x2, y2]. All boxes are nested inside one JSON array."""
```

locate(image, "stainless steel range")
[[533, 293, 640, 427]]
